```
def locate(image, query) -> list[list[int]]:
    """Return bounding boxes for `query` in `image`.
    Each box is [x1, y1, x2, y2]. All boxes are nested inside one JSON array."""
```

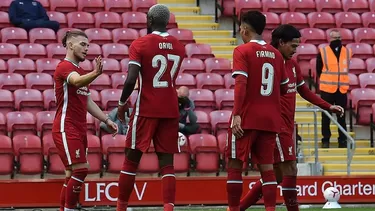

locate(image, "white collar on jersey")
[[249, 40, 267, 45], [64, 58, 79, 67], [152, 31, 170, 37]]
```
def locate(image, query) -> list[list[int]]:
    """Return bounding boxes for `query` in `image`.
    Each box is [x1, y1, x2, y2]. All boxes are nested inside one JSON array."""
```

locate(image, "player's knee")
[[273, 164, 283, 184], [281, 160, 298, 176], [125, 148, 143, 163], [227, 158, 243, 170], [70, 167, 89, 193], [157, 152, 174, 168]]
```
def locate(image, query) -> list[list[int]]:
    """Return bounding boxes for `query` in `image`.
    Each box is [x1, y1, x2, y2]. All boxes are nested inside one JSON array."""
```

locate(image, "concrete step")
[[324, 171, 375, 176], [213, 53, 232, 60], [323, 163, 375, 172], [297, 124, 351, 131], [158, 0, 197, 7], [211, 45, 236, 54], [175, 15, 215, 23], [193, 30, 232, 38], [304, 155, 375, 163], [301, 140, 370, 148], [299, 131, 355, 139], [302, 148, 374, 156], [195, 38, 237, 46], [178, 22, 220, 30], [169, 7, 200, 15]]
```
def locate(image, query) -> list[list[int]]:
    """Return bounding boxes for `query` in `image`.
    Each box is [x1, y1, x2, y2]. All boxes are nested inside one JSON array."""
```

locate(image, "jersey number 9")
[[260, 63, 274, 96], [152, 54, 181, 88]]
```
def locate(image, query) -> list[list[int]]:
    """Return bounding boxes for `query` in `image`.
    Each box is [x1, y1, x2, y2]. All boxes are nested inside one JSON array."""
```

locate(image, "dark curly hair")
[[271, 24, 301, 48]]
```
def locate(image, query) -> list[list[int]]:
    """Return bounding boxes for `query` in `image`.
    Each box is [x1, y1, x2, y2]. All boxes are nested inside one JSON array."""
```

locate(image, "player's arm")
[[279, 59, 289, 95], [232, 48, 248, 116], [87, 95, 118, 134], [67, 57, 103, 88]]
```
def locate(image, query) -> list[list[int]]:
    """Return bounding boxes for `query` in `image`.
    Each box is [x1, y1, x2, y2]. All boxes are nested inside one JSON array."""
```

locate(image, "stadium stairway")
[[158, 0, 237, 60]]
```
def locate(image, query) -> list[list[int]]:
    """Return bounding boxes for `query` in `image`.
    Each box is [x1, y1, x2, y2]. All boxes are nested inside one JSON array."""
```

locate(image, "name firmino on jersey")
[[159, 42, 173, 50], [256, 51, 275, 59]]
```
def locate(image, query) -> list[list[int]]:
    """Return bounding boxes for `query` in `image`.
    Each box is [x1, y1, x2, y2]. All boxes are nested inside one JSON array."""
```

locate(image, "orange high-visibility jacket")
[[319, 46, 352, 94]]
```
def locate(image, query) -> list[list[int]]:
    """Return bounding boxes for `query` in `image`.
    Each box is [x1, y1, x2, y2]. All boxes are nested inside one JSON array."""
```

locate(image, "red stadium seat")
[[0, 59, 6, 74], [104, 0, 132, 12], [102, 43, 129, 59], [56, 28, 82, 43], [1, 27, 28, 44], [279, 12, 309, 29], [18, 43, 46, 60], [0, 73, 25, 91], [300, 28, 326, 45], [36, 111, 55, 137], [210, 110, 231, 135], [189, 89, 215, 109], [112, 28, 139, 45], [366, 58, 375, 73], [185, 43, 214, 60], [350, 88, 375, 125], [86, 43, 102, 60], [288, 0, 316, 13], [295, 43, 318, 61], [89, 89, 101, 106], [36, 58, 60, 75], [138, 152, 159, 174], [139, 28, 147, 37], [84, 28, 112, 45], [93, 58, 121, 75], [224, 73, 234, 89], [42, 133, 64, 176], [0, 135, 13, 178], [175, 73, 196, 89], [121, 58, 129, 72], [66, 12, 95, 29], [50, 0, 77, 12], [7, 58, 36, 76], [90, 74, 111, 91], [235, 0, 262, 16], [326, 28, 354, 45], [214, 89, 234, 110], [46, 43, 66, 59], [194, 110, 211, 133], [0, 43, 18, 60], [216, 133, 227, 157], [100, 89, 122, 110], [80, 60, 93, 73], [129, 90, 139, 106], [43, 89, 56, 110], [101, 134, 126, 174], [0, 11, 11, 28], [174, 134, 190, 174], [196, 73, 225, 91], [346, 43, 373, 59], [0, 113, 5, 135], [122, 12, 147, 29], [370, 0, 375, 12], [7, 111, 36, 136], [14, 89, 44, 113], [0, 89, 14, 115], [180, 58, 205, 76], [263, 12, 280, 30], [307, 12, 336, 29], [167, 28, 195, 45], [315, 0, 342, 13], [349, 73, 360, 91], [29, 28, 57, 45], [205, 58, 231, 75], [132, 0, 156, 12], [221, 0, 235, 16], [262, 0, 289, 13], [361, 12, 375, 28], [359, 73, 375, 89], [188, 134, 219, 173], [111, 72, 127, 89], [167, 13, 178, 29], [77, 0, 104, 12], [0, 0, 12, 12], [87, 134, 102, 175], [38, 0, 49, 8], [342, 0, 369, 13], [13, 134, 43, 177], [25, 73, 54, 91], [353, 28, 375, 45], [349, 58, 367, 75], [86, 113, 96, 135], [334, 12, 362, 29], [94, 12, 122, 29], [47, 11, 67, 28]]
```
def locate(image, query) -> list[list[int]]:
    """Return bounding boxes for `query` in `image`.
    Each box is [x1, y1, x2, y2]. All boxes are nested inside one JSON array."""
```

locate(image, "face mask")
[[330, 40, 342, 48]]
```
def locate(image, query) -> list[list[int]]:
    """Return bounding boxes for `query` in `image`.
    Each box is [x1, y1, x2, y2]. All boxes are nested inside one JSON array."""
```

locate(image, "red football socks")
[[240, 179, 263, 211], [161, 165, 176, 210], [227, 168, 243, 211], [60, 177, 70, 211], [116, 157, 139, 211], [65, 168, 88, 209], [261, 170, 277, 211], [282, 176, 299, 211]]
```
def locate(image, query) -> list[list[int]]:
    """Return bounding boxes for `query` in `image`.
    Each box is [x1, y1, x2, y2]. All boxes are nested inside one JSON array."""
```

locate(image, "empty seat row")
[[350, 88, 375, 125]]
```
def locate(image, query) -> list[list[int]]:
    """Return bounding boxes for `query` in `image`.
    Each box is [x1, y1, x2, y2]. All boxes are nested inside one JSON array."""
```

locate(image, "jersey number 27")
[[261, 63, 274, 96], [152, 54, 180, 88]]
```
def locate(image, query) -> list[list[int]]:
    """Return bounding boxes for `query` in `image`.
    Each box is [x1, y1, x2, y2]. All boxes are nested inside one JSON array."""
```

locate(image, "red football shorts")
[[226, 129, 277, 164], [125, 115, 179, 153], [274, 128, 296, 163], [53, 132, 88, 167]]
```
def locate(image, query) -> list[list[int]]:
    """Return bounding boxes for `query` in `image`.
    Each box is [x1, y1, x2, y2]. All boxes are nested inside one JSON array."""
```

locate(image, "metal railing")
[[296, 107, 356, 175]]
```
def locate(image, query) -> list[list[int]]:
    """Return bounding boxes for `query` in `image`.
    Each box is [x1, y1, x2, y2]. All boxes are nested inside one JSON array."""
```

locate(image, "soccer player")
[[115, 4, 185, 211], [238, 25, 344, 211], [53, 30, 118, 211], [226, 11, 290, 211]]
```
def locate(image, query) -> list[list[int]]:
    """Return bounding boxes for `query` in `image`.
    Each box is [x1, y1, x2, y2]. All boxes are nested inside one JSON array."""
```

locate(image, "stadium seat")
[[370, 0, 375, 12], [46, 43, 66, 59], [0, 11, 12, 28], [214, 89, 234, 110], [288, 0, 316, 13], [14, 89, 44, 113], [111, 72, 127, 89], [185, 43, 215, 60], [86, 43, 102, 60], [120, 58, 129, 72], [361, 12, 375, 28], [216, 133, 227, 157], [210, 110, 231, 135], [0, 73, 25, 91], [235, 0, 262, 16], [137, 151, 159, 174], [194, 110, 211, 134], [175, 73, 196, 89], [132, 0, 156, 12], [80, 60, 93, 73], [94, 12, 122, 29], [263, 12, 280, 30], [188, 134, 219, 173], [102, 43, 129, 59], [7, 111, 36, 136], [262, 0, 289, 13], [93, 58, 121, 75], [129, 90, 139, 106], [224, 73, 235, 89], [353, 28, 375, 45], [196, 73, 225, 91], [349, 58, 367, 75], [13, 134, 43, 177], [279, 12, 309, 29], [36, 58, 60, 75], [122, 12, 147, 29], [100, 89, 122, 111], [50, 0, 77, 12], [300, 28, 326, 45], [84, 28, 112, 45], [101, 134, 126, 174], [221, 0, 235, 16], [90, 74, 111, 91], [112, 28, 139, 45], [359, 73, 375, 89], [56, 28, 82, 43], [38, 0, 49, 8], [66, 12, 95, 29], [350, 88, 375, 125], [139, 28, 147, 37], [47, 11, 67, 28], [315, 0, 342, 13], [0, 59, 6, 74], [7, 58, 36, 76], [349, 73, 360, 91], [299, 60, 314, 79], [0, 89, 14, 115], [18, 43, 47, 60], [180, 58, 205, 76], [307, 12, 336, 29], [0, 0, 12, 12], [366, 58, 375, 73], [43, 89, 56, 110], [1, 27, 28, 44], [36, 111, 55, 137], [42, 133, 65, 176], [346, 43, 374, 59], [342, 0, 369, 13], [334, 12, 363, 29], [25, 73, 53, 91], [295, 43, 318, 61], [0, 113, 5, 135], [326, 28, 354, 45], [167, 29, 195, 45], [0, 135, 13, 178], [0, 43, 18, 60], [167, 13, 178, 29], [89, 89, 101, 106], [174, 134, 190, 174], [205, 58, 231, 76], [87, 134, 102, 175], [86, 113, 96, 135], [104, 0, 132, 12], [189, 89, 215, 111], [29, 28, 57, 45], [77, 0, 104, 12]]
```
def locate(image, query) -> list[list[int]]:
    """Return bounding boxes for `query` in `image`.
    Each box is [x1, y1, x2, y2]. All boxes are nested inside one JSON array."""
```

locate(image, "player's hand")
[[231, 115, 244, 139], [117, 103, 130, 124], [329, 105, 344, 117], [106, 119, 118, 137], [93, 56, 103, 76]]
